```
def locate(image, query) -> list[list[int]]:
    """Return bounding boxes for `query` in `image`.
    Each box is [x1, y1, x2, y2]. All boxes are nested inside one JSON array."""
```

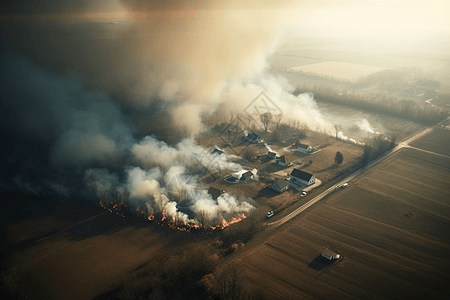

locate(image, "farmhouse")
[[296, 143, 312, 153], [211, 148, 224, 156], [267, 151, 277, 159], [240, 170, 255, 182], [208, 187, 225, 200], [276, 155, 292, 167], [290, 168, 315, 186], [267, 180, 289, 193], [246, 133, 263, 144]]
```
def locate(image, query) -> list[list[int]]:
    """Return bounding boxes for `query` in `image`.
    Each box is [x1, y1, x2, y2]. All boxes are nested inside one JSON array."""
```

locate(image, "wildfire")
[[98, 200, 247, 233], [211, 214, 247, 230], [161, 210, 167, 222]]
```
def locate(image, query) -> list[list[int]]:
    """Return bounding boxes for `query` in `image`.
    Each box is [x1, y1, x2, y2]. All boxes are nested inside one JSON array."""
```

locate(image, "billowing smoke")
[[0, 1, 345, 227], [356, 119, 381, 135]]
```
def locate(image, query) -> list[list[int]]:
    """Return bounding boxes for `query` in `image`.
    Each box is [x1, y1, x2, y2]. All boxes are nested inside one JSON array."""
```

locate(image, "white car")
[[300, 191, 307, 197], [267, 211, 274, 218], [341, 183, 348, 188]]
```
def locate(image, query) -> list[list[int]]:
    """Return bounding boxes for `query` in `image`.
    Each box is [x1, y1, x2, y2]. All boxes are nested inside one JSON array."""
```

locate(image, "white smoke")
[[83, 134, 253, 226], [356, 119, 375, 134]]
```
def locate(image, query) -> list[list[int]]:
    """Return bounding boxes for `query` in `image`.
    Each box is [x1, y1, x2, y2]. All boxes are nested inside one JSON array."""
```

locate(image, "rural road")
[[267, 126, 435, 228]]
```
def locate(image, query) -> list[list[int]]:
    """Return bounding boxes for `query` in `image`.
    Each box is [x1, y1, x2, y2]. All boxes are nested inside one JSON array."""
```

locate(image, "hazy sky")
[[288, 0, 450, 39]]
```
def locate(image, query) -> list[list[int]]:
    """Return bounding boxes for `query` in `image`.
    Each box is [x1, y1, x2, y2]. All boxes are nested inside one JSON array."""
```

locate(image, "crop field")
[[410, 128, 450, 157], [1, 198, 195, 300], [238, 142, 450, 299]]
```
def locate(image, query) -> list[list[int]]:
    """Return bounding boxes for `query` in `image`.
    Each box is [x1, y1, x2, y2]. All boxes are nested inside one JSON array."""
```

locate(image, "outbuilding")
[[321, 249, 340, 260]]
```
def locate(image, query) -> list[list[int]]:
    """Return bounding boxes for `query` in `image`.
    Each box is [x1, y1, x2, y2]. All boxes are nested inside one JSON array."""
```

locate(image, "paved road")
[[267, 126, 435, 228]]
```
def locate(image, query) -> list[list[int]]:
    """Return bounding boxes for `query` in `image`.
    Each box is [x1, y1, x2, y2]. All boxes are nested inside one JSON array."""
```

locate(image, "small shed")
[[321, 249, 340, 260]]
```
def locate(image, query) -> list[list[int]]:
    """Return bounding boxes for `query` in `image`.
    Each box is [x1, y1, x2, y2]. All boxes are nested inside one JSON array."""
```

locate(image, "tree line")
[[294, 86, 449, 125]]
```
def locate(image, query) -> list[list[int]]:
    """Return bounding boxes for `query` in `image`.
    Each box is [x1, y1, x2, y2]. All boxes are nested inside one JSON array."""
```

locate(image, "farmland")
[[237, 129, 450, 299], [316, 102, 426, 141], [0, 197, 198, 300]]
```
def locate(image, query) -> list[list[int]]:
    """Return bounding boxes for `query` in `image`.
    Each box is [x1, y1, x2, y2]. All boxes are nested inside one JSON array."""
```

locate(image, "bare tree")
[[197, 210, 211, 229], [333, 124, 342, 140], [216, 265, 246, 300], [260, 112, 272, 133], [275, 113, 283, 129]]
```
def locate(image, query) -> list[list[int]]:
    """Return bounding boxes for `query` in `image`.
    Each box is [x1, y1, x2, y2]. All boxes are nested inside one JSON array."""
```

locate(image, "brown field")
[[1, 197, 199, 300], [410, 127, 450, 157], [237, 143, 450, 299], [316, 102, 426, 141]]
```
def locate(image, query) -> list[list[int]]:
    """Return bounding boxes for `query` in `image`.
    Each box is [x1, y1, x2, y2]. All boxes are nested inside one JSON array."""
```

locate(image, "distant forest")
[[294, 85, 448, 125]]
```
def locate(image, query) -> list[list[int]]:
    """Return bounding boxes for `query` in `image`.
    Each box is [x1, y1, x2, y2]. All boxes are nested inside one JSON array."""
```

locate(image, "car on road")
[[267, 211, 274, 218], [300, 191, 307, 197], [341, 183, 348, 188]]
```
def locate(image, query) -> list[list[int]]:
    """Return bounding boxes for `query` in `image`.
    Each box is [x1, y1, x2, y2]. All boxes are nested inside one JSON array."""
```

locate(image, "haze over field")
[[1, 0, 449, 221]]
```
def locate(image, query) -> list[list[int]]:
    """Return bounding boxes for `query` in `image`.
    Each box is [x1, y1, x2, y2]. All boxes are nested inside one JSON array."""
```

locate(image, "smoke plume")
[[0, 1, 343, 226]]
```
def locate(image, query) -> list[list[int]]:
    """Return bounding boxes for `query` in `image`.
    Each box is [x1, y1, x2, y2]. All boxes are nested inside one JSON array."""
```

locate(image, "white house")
[[267, 180, 289, 193], [290, 168, 315, 186], [296, 143, 312, 153], [276, 155, 292, 167]]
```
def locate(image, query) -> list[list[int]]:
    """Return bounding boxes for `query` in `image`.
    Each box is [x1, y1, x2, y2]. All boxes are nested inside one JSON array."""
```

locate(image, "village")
[[198, 118, 364, 219]]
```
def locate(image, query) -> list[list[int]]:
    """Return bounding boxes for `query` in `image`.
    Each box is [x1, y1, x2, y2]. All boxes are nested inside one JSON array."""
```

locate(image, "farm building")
[[267, 180, 289, 193], [240, 170, 255, 182], [246, 133, 263, 144], [290, 168, 315, 186], [208, 187, 225, 200], [296, 143, 312, 153], [211, 148, 224, 156], [321, 249, 340, 260], [276, 155, 292, 167], [267, 151, 277, 159]]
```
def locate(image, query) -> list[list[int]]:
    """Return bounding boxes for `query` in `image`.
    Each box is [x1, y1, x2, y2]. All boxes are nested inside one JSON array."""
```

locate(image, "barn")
[[267, 180, 289, 193], [290, 168, 315, 186]]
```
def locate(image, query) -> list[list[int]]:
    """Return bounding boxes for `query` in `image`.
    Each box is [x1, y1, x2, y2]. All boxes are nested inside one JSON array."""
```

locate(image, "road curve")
[[267, 126, 434, 228]]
